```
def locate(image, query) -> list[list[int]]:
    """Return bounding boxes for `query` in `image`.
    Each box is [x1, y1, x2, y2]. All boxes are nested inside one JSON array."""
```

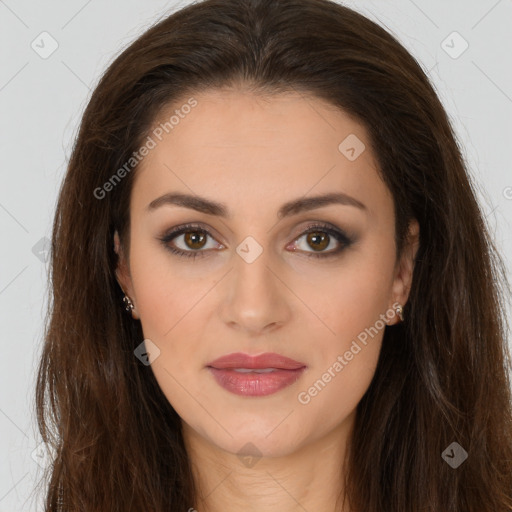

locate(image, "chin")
[[201, 415, 311, 458]]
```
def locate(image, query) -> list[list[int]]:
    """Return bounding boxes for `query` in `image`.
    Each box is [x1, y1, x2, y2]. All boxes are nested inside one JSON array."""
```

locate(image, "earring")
[[123, 294, 134, 313], [395, 304, 404, 322]]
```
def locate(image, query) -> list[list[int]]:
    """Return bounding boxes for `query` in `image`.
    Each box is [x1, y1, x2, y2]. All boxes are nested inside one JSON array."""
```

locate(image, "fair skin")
[[115, 88, 419, 512]]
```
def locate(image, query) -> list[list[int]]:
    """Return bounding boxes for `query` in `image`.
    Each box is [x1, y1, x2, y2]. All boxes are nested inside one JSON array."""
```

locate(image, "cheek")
[[294, 268, 390, 430], [294, 243, 395, 348], [291, 242, 394, 411], [128, 241, 208, 359], [129, 248, 213, 413], [296, 339, 381, 439]]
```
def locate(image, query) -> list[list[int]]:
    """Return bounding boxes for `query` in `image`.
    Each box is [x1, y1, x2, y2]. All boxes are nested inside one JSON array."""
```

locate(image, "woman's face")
[[115, 88, 418, 459]]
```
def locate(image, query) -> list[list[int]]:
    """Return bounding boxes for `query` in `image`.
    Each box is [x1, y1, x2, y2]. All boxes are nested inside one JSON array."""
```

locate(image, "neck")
[[182, 412, 355, 512]]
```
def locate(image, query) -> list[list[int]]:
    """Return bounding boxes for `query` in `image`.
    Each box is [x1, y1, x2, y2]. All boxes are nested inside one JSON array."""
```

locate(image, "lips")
[[206, 352, 306, 397], [206, 352, 306, 370]]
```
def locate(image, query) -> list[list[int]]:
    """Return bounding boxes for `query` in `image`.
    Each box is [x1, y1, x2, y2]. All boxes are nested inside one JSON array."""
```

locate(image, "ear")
[[388, 218, 420, 325], [113, 230, 139, 319]]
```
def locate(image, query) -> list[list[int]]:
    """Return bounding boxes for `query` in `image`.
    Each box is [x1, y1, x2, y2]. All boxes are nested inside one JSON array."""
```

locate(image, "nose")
[[219, 243, 292, 336]]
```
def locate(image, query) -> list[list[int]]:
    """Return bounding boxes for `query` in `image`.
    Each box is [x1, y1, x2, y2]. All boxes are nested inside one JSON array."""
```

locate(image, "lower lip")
[[207, 367, 306, 396]]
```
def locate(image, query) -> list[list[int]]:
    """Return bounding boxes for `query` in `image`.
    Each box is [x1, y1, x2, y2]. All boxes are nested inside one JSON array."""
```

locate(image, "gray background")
[[1, 0, 511, 510]]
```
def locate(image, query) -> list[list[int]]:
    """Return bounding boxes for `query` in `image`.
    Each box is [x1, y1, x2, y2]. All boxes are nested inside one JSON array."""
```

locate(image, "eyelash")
[[158, 222, 354, 260]]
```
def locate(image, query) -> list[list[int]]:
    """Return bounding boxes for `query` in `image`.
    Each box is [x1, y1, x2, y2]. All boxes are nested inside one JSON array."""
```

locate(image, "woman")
[[35, 0, 512, 510]]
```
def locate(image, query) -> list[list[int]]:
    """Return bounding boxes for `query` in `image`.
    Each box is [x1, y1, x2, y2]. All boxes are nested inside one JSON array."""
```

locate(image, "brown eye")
[[159, 224, 223, 260], [306, 231, 330, 252], [291, 223, 354, 259], [184, 231, 207, 250]]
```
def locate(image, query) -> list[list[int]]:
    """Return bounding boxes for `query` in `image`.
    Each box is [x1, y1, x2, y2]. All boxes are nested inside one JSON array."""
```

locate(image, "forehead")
[[131, 88, 390, 220]]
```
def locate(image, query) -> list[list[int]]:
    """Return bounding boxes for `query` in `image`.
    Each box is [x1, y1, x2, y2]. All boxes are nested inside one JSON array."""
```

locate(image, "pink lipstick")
[[206, 352, 306, 397]]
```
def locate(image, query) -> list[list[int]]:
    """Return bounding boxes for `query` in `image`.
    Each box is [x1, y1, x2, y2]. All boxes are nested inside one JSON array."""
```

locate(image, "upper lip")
[[207, 352, 306, 370]]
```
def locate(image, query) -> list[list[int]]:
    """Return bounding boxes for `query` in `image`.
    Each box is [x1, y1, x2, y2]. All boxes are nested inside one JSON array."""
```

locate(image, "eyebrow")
[[146, 191, 367, 219]]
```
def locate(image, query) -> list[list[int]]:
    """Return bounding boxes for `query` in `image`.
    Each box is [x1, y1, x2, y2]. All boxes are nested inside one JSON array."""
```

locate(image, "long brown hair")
[[34, 0, 512, 510]]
